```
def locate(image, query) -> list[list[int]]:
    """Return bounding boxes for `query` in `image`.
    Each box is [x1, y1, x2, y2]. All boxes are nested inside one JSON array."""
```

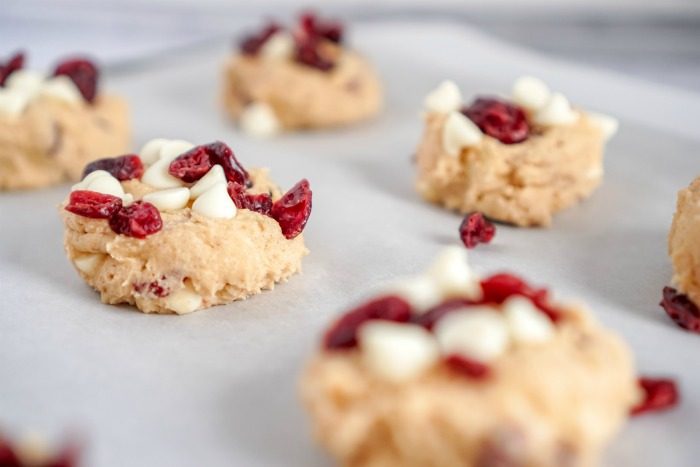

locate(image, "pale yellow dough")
[[222, 46, 382, 130], [61, 169, 308, 314], [415, 113, 605, 227], [669, 176, 700, 305], [0, 95, 130, 190], [300, 308, 637, 467]]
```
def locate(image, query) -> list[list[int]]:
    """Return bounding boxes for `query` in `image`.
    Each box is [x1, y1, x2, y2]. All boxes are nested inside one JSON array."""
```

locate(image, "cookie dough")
[[300, 247, 637, 467], [60, 139, 310, 314], [0, 54, 130, 190], [669, 176, 700, 306], [415, 77, 618, 227], [222, 13, 382, 135]]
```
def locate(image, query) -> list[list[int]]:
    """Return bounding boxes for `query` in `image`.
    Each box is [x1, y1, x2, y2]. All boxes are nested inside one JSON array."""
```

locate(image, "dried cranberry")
[[459, 212, 496, 249], [83, 154, 144, 181], [53, 58, 99, 103], [0, 437, 20, 465], [462, 97, 529, 144], [631, 377, 679, 416], [169, 146, 213, 183], [412, 298, 479, 330], [109, 201, 162, 238], [65, 190, 122, 219], [239, 22, 281, 55], [135, 278, 170, 298], [299, 11, 344, 43], [480, 273, 561, 322], [294, 38, 334, 71], [323, 295, 413, 349], [444, 354, 491, 379], [227, 182, 273, 216], [0, 51, 24, 87], [660, 286, 700, 333], [207, 141, 249, 186], [270, 179, 312, 239]]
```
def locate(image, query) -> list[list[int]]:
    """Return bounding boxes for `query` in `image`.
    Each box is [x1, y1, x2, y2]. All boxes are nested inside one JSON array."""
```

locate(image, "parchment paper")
[[1, 21, 699, 467]]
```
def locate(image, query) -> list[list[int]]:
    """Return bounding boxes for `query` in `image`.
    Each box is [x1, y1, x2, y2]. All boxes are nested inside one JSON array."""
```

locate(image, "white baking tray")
[[1, 21, 698, 467]]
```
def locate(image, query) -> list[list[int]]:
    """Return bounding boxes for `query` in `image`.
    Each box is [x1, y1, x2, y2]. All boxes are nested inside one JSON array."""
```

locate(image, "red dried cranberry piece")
[[0, 437, 21, 466], [109, 201, 162, 238], [631, 377, 679, 416], [83, 154, 144, 181], [412, 298, 478, 330], [135, 277, 170, 298], [294, 38, 334, 71], [480, 273, 561, 322], [0, 51, 25, 87], [270, 179, 312, 239], [444, 354, 491, 379], [660, 286, 700, 333], [206, 141, 249, 186], [53, 58, 99, 103], [323, 295, 413, 349], [169, 146, 213, 183], [239, 22, 281, 55], [227, 182, 273, 216], [462, 97, 529, 144], [65, 190, 122, 219], [299, 11, 344, 43], [459, 212, 496, 249]]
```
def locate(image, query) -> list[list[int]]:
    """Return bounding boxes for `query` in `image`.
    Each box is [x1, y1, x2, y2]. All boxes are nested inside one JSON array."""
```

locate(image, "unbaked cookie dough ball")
[[0, 52, 130, 190], [60, 139, 311, 314], [300, 247, 638, 467], [666, 176, 700, 329], [222, 12, 383, 136], [415, 77, 619, 226]]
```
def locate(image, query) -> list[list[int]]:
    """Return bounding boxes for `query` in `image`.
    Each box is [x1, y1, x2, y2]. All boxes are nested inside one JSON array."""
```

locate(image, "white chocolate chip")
[[0, 88, 30, 118], [424, 80, 462, 114], [512, 76, 551, 111], [73, 253, 103, 274], [142, 158, 184, 189], [85, 174, 125, 198], [504, 296, 554, 344], [71, 170, 111, 191], [428, 246, 482, 300], [385, 275, 442, 313], [534, 93, 578, 126], [122, 193, 134, 206], [358, 321, 439, 383], [39, 76, 82, 104], [6, 70, 45, 96], [190, 165, 226, 199], [260, 31, 295, 60], [191, 182, 236, 219], [143, 187, 190, 211], [434, 308, 509, 362], [441, 111, 483, 156], [159, 140, 195, 163], [139, 138, 170, 165], [165, 286, 203, 315], [587, 111, 619, 141], [239, 102, 281, 138]]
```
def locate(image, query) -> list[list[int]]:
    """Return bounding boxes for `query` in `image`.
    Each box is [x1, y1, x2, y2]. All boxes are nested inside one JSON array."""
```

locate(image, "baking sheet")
[[1, 21, 699, 467]]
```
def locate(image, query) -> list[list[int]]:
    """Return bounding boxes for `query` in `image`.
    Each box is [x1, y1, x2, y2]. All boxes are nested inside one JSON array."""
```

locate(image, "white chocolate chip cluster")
[[0, 70, 83, 118], [72, 138, 239, 221], [339, 247, 559, 383], [422, 76, 619, 157]]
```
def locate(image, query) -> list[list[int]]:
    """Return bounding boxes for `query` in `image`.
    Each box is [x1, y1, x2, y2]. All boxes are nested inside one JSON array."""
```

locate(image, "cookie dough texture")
[[0, 95, 130, 190], [61, 169, 308, 314], [222, 49, 382, 130], [669, 176, 700, 305], [416, 113, 605, 227], [300, 309, 636, 467]]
